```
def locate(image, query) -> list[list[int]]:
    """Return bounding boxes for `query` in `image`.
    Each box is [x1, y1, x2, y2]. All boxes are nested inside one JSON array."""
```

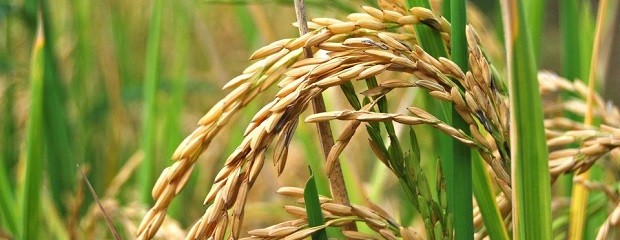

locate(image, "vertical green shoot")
[[21, 23, 46, 240], [450, 0, 473, 238], [501, 0, 552, 239], [140, 0, 164, 203]]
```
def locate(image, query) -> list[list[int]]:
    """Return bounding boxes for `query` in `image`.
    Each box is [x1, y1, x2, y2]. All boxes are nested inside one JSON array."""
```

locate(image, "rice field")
[[1, 0, 619, 239]]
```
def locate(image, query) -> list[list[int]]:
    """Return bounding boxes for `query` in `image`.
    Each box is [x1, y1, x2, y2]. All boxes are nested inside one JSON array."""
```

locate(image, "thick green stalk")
[[20, 24, 45, 240], [502, 0, 552, 239], [140, 0, 164, 203], [449, 0, 473, 239]]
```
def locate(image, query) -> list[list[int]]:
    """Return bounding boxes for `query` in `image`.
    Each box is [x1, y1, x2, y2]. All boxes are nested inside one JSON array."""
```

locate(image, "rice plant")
[[1, 0, 619, 239]]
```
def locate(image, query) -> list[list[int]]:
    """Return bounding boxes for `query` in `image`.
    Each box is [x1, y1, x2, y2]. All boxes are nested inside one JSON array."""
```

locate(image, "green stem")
[[449, 0, 473, 239]]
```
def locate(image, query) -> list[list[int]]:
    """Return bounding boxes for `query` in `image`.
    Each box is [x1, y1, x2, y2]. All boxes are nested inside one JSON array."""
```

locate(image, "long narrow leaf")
[[449, 0, 473, 239], [559, 0, 580, 82], [471, 153, 509, 240], [558, 0, 581, 196], [304, 169, 328, 240], [523, 0, 546, 62], [40, 0, 75, 215], [20, 23, 46, 240], [501, 0, 552, 239], [568, 0, 609, 238], [0, 153, 17, 236], [139, 0, 164, 203]]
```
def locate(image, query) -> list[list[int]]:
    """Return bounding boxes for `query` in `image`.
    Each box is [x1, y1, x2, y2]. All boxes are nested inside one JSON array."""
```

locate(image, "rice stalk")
[[449, 0, 473, 238], [137, 7, 452, 239], [293, 0, 355, 232]]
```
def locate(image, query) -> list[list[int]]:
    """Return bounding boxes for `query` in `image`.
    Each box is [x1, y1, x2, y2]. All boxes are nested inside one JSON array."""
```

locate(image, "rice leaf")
[[40, 0, 75, 216], [472, 153, 509, 240], [20, 22, 46, 240], [304, 168, 328, 240], [449, 0, 474, 238], [523, 0, 546, 62], [559, 0, 580, 82], [0, 153, 17, 236], [568, 0, 609, 238], [501, 0, 552, 239], [139, 0, 164, 203]]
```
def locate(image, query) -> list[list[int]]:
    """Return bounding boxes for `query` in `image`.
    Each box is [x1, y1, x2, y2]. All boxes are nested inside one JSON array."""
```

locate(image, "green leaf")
[[559, 0, 580, 82], [0, 149, 17, 236], [471, 153, 509, 240], [20, 25, 46, 240], [503, 1, 552, 239], [304, 168, 328, 240], [140, 0, 164, 203], [523, 0, 546, 63], [449, 0, 474, 239]]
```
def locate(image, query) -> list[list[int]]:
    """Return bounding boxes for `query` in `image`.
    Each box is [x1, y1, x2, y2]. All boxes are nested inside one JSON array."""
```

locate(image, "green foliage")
[[139, 0, 164, 203], [505, 1, 552, 239], [304, 169, 328, 240], [449, 0, 473, 239], [21, 25, 46, 240]]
